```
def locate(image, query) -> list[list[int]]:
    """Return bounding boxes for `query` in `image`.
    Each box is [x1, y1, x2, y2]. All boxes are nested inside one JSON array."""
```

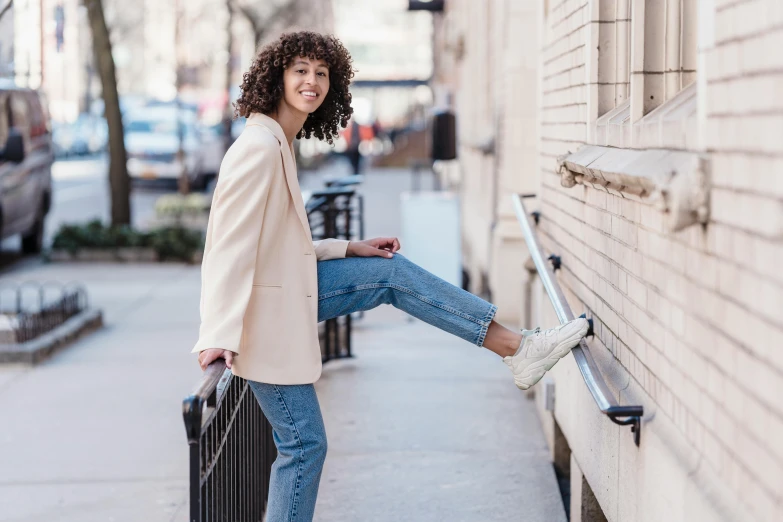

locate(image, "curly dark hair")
[[234, 31, 355, 144]]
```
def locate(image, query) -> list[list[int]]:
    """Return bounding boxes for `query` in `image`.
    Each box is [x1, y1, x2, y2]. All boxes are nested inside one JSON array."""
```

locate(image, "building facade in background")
[[8, 0, 95, 121], [0, 1, 13, 79], [2, 0, 334, 123], [434, 0, 783, 521], [430, 0, 540, 322], [333, 0, 433, 130]]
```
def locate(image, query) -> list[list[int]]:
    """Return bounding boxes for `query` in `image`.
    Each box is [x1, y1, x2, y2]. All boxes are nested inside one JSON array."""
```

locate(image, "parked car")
[[123, 106, 205, 189], [52, 114, 108, 158], [0, 81, 53, 254], [52, 121, 89, 157], [196, 123, 225, 182]]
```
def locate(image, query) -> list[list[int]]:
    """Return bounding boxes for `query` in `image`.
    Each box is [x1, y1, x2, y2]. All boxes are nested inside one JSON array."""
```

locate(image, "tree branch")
[[232, 0, 304, 48], [233, 2, 262, 39], [0, 0, 14, 23]]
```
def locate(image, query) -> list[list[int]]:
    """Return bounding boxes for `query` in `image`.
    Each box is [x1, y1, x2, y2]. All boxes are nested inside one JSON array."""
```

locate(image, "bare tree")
[[221, 0, 317, 153], [232, 0, 309, 52], [103, 2, 143, 48], [174, 0, 189, 195], [0, 1, 12, 22], [84, 0, 131, 226], [223, 0, 235, 153]]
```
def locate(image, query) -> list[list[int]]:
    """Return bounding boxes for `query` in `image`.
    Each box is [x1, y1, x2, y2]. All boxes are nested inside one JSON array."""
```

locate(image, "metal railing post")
[[306, 185, 361, 363]]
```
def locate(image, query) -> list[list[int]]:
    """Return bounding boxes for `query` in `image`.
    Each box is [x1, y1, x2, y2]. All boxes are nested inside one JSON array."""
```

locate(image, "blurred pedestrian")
[[192, 30, 588, 522], [345, 118, 361, 174], [371, 117, 383, 140]]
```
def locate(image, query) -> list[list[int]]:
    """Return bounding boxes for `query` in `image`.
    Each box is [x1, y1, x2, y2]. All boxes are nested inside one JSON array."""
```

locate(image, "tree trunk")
[[0, 1, 14, 23], [222, 0, 234, 154], [253, 29, 263, 51], [174, 0, 190, 195], [84, 0, 131, 226]]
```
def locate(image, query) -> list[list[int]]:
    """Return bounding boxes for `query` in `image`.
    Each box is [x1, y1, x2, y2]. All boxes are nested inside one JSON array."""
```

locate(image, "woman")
[[192, 31, 588, 522]]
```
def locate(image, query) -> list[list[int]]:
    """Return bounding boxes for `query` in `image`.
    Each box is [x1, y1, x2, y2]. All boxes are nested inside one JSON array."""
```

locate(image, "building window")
[[630, 0, 698, 121], [591, 0, 632, 119]]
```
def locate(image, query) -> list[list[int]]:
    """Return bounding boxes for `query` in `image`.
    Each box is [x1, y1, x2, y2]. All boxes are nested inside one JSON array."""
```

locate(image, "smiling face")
[[281, 56, 330, 116], [236, 31, 355, 144]]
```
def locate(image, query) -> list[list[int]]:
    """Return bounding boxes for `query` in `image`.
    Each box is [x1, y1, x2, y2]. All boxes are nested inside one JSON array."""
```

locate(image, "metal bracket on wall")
[[531, 211, 541, 225], [607, 411, 642, 447]]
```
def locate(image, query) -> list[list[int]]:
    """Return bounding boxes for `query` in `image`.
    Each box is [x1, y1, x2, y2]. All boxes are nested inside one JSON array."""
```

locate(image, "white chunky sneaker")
[[503, 318, 589, 390]]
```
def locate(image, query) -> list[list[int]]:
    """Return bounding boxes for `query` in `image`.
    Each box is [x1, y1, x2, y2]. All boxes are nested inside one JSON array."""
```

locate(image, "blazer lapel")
[[245, 113, 312, 242], [280, 139, 313, 241]]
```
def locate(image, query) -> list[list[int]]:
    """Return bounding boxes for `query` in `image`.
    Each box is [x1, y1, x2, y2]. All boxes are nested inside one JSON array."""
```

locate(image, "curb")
[[0, 308, 104, 364], [46, 249, 203, 264]]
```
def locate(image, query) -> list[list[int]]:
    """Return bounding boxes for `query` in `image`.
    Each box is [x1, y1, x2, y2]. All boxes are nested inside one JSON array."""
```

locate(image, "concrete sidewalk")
[[0, 162, 566, 521], [0, 262, 202, 522], [314, 305, 566, 521]]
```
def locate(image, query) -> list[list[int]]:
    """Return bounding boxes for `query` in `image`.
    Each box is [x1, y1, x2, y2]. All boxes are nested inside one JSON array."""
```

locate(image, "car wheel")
[[21, 209, 44, 255]]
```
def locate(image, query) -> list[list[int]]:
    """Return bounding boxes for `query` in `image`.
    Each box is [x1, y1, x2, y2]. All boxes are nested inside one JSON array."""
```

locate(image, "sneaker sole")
[[512, 324, 586, 390]]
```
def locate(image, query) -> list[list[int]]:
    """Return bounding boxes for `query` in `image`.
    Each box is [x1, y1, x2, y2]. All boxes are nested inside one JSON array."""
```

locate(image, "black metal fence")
[[306, 179, 363, 362], [183, 174, 365, 521], [182, 363, 276, 522], [0, 282, 88, 343]]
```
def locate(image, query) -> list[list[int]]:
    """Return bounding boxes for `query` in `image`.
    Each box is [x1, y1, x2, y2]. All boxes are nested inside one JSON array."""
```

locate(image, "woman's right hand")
[[198, 348, 235, 371]]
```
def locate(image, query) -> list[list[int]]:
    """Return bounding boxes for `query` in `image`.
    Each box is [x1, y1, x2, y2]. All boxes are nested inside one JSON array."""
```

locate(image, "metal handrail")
[[512, 193, 643, 446], [183, 363, 225, 445], [183, 362, 276, 520], [324, 174, 364, 188]]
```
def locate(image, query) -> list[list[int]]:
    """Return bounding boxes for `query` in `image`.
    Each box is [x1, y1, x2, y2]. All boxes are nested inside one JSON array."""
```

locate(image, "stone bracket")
[[557, 145, 711, 233]]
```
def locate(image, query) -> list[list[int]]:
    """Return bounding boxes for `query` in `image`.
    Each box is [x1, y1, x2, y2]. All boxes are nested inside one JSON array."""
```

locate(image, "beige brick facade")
[[433, 0, 783, 520]]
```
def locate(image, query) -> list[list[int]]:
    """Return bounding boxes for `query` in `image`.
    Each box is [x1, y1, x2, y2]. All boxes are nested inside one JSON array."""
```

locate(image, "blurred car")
[[0, 81, 53, 254], [197, 123, 226, 181], [231, 116, 246, 141], [52, 114, 108, 158], [52, 121, 88, 157], [124, 106, 205, 189], [196, 117, 247, 182]]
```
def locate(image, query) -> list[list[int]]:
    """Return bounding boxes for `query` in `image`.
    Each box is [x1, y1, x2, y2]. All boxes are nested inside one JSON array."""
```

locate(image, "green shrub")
[[51, 220, 203, 262], [148, 226, 204, 261]]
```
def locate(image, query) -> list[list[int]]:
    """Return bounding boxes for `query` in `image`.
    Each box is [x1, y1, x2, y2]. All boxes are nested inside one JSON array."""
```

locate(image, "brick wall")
[[537, 0, 783, 520], [433, 0, 540, 321]]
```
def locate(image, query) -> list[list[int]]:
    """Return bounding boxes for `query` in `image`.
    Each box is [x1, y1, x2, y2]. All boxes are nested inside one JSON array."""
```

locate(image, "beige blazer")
[[191, 112, 350, 384]]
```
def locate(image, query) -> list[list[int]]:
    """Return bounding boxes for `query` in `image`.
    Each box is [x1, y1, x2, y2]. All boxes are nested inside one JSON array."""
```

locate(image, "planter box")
[[151, 214, 209, 231], [47, 248, 202, 264], [0, 308, 104, 364]]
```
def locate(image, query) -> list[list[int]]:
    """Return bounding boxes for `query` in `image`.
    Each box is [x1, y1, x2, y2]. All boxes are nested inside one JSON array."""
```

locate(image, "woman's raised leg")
[[317, 253, 589, 390], [318, 254, 530, 357], [318, 253, 500, 349]]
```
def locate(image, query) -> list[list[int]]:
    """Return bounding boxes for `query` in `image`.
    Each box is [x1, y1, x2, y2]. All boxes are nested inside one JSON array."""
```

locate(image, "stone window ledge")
[[590, 83, 698, 151], [557, 145, 710, 232]]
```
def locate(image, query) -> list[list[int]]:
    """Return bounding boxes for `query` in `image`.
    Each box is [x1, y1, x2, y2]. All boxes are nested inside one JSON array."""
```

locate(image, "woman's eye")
[[318, 72, 326, 76]]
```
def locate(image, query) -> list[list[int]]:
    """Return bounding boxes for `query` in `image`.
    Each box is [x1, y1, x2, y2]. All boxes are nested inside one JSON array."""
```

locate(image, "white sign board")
[[400, 191, 461, 287]]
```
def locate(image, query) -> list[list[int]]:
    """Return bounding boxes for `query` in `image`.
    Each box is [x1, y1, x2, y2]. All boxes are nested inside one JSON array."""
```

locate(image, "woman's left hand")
[[346, 237, 400, 258]]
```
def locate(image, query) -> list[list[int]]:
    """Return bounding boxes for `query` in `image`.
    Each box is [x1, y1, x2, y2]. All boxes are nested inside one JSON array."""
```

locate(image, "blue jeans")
[[248, 253, 497, 521]]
